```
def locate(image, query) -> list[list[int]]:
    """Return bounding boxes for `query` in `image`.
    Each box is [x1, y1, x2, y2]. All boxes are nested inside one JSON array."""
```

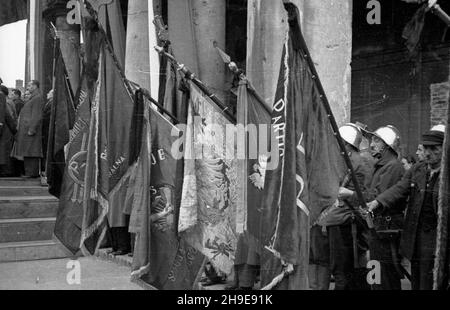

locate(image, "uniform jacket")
[[0, 93, 17, 165], [345, 150, 374, 209], [319, 150, 374, 226], [377, 162, 439, 260], [310, 151, 373, 266], [14, 90, 44, 158], [360, 149, 406, 215]]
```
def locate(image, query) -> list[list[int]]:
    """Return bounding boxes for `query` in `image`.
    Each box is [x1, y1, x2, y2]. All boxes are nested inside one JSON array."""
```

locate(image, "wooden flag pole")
[[215, 45, 272, 116], [428, 0, 450, 26], [83, 0, 136, 98], [140, 87, 180, 124], [82, 1, 179, 124], [283, 2, 373, 229], [154, 46, 236, 123]]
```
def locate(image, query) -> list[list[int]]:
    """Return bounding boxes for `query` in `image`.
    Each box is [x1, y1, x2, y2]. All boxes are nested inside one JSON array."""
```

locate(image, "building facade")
[[352, 0, 450, 157], [4, 0, 353, 126]]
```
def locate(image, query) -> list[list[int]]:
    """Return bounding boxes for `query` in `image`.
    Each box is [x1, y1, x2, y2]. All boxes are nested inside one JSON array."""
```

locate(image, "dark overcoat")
[[14, 90, 44, 158], [0, 93, 17, 165], [310, 150, 374, 266], [377, 162, 439, 261], [359, 149, 407, 219]]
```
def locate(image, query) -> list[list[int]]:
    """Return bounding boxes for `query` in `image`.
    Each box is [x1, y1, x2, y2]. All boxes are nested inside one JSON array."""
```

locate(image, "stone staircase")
[[0, 178, 71, 262]]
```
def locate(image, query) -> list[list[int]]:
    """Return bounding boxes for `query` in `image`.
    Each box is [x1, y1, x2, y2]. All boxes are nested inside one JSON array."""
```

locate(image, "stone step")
[[97, 248, 132, 268], [0, 196, 58, 203], [0, 240, 71, 263], [0, 178, 41, 187], [0, 186, 49, 197], [0, 218, 56, 243], [0, 200, 59, 220]]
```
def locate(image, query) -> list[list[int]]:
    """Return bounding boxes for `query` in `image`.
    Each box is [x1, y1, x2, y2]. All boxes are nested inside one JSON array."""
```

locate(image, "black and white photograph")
[[0, 0, 449, 294]]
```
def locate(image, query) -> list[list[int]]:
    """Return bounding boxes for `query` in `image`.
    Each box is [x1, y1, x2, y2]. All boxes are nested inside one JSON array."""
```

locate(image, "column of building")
[[247, 0, 352, 125], [43, 0, 81, 95], [168, 0, 227, 103]]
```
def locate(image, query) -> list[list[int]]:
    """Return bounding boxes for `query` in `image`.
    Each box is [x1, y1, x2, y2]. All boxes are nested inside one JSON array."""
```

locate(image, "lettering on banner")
[[167, 247, 186, 283], [272, 99, 286, 159], [109, 156, 126, 177], [151, 149, 167, 166]]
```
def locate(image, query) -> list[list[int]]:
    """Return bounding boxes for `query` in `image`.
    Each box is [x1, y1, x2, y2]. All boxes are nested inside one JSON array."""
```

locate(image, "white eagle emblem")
[[249, 156, 268, 190]]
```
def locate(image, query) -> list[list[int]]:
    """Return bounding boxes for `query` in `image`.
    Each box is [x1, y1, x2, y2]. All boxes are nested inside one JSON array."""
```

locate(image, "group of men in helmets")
[[311, 122, 447, 290]]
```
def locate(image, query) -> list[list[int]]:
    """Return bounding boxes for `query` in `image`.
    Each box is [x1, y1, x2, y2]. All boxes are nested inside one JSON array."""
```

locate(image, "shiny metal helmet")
[[371, 125, 401, 155], [430, 124, 446, 133], [339, 123, 363, 150]]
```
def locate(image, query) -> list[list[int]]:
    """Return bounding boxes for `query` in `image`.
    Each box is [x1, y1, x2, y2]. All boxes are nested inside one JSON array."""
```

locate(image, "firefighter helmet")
[[339, 124, 363, 150], [430, 124, 446, 133], [370, 125, 401, 155]]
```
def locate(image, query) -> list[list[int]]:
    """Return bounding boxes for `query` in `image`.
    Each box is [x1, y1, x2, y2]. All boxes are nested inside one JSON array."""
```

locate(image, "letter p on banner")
[[367, 260, 381, 285], [66, 260, 81, 285]]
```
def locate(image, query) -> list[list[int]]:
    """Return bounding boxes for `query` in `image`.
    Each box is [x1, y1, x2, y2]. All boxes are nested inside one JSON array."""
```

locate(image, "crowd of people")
[[312, 123, 446, 290], [1, 77, 448, 290], [0, 78, 52, 181], [227, 122, 447, 291]]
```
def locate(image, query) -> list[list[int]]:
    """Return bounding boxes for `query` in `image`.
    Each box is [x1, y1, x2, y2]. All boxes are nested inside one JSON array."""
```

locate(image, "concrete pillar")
[[42, 0, 81, 94], [247, 0, 352, 126], [302, 0, 353, 126], [168, 0, 226, 102], [168, 0, 199, 75], [55, 15, 81, 94], [125, 0, 151, 89], [247, 0, 294, 111], [26, 0, 44, 83]]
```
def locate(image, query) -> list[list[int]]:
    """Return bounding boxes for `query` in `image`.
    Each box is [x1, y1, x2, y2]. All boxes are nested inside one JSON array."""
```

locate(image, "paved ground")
[[0, 256, 412, 290], [0, 257, 143, 290]]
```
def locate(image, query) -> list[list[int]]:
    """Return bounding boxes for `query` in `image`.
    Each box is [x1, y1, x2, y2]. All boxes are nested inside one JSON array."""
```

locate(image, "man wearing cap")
[[340, 125, 407, 290], [367, 125, 445, 290]]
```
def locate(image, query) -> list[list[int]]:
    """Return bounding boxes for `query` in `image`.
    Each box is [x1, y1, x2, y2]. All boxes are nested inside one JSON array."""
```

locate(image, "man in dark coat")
[[369, 125, 446, 290], [342, 125, 406, 290], [310, 124, 373, 290], [328, 124, 373, 290], [0, 90, 17, 172], [14, 80, 44, 178], [7, 89, 25, 177], [0, 86, 17, 176]]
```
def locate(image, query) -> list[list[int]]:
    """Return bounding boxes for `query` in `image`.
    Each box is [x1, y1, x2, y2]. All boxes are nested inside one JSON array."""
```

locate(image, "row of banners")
[[44, 0, 351, 290], [48, 1, 450, 291]]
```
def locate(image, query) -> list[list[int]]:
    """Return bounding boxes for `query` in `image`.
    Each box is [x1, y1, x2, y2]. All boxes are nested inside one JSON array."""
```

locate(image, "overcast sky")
[[0, 20, 27, 88]]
